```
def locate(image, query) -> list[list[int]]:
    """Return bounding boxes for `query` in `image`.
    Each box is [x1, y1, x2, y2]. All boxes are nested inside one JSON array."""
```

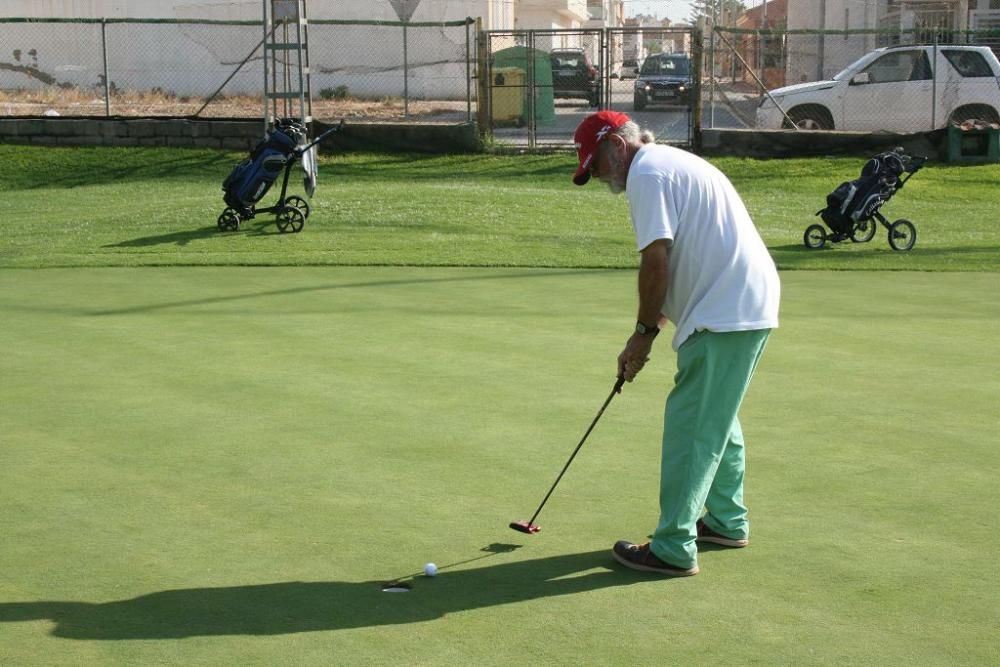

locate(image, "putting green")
[[0, 267, 996, 665]]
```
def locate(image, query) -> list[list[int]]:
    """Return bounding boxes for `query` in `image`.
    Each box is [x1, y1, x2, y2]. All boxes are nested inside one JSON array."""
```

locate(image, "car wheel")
[[783, 105, 834, 130], [949, 104, 1000, 126]]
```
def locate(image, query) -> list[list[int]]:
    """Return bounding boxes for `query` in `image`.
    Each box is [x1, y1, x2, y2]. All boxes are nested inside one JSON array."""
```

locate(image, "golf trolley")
[[217, 119, 342, 234], [805, 148, 928, 252]]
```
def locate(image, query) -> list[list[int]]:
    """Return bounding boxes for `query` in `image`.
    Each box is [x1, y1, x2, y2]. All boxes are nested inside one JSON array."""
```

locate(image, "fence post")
[[101, 18, 111, 116], [527, 30, 536, 149], [692, 26, 703, 152], [476, 20, 490, 138], [403, 21, 409, 118], [931, 35, 938, 131], [466, 18, 472, 122], [708, 17, 716, 129]]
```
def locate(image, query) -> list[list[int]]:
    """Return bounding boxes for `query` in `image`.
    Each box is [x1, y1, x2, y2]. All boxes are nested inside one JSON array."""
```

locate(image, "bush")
[[319, 85, 349, 100]]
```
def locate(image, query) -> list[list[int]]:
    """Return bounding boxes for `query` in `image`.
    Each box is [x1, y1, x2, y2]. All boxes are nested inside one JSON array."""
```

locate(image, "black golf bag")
[[806, 147, 927, 251], [222, 119, 307, 214], [819, 150, 908, 237]]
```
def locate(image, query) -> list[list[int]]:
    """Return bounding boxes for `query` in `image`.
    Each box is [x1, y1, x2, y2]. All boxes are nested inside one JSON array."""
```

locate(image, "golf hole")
[[381, 581, 412, 593]]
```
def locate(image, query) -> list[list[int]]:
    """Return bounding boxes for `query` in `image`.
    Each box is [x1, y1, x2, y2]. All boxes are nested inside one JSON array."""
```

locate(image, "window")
[[640, 57, 690, 76], [553, 56, 583, 68], [942, 50, 994, 78], [862, 51, 932, 83]]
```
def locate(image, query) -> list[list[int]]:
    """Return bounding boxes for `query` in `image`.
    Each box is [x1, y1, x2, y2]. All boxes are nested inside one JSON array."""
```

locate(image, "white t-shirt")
[[626, 144, 780, 350]]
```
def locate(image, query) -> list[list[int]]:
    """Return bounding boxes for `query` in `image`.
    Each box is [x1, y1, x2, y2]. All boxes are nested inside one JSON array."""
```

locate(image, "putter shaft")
[[515, 376, 625, 531]]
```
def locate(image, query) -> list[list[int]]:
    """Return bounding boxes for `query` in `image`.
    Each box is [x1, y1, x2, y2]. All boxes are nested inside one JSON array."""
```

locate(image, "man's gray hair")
[[613, 121, 655, 144]]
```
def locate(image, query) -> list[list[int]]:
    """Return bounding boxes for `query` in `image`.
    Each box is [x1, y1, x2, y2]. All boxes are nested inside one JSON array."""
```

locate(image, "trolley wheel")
[[217, 208, 240, 232], [284, 195, 310, 219], [276, 206, 306, 234], [804, 223, 827, 249], [850, 218, 877, 243], [888, 219, 916, 251]]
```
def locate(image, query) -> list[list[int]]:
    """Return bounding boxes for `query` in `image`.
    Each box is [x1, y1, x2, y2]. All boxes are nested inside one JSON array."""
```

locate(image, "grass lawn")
[[1, 144, 998, 664], [0, 145, 998, 270], [1, 267, 998, 665]]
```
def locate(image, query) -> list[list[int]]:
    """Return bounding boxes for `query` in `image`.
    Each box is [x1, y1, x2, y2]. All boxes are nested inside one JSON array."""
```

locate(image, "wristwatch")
[[635, 321, 659, 338]]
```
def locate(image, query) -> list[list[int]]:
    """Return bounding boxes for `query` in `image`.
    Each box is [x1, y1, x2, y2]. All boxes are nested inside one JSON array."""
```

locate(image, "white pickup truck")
[[756, 44, 1000, 131]]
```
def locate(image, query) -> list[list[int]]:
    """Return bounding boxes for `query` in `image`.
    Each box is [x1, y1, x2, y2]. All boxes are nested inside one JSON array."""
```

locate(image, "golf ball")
[[423, 562, 438, 577]]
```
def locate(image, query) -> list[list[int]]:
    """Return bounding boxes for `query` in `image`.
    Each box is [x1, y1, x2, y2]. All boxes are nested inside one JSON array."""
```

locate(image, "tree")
[[688, 0, 747, 26]]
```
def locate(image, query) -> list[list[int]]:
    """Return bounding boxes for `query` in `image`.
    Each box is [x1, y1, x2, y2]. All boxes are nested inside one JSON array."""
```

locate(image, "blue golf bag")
[[222, 119, 306, 214]]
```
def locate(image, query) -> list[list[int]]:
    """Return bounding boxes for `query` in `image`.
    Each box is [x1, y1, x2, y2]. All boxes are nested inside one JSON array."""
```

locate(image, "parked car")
[[756, 44, 1000, 131], [633, 53, 694, 111], [550, 48, 600, 107], [620, 58, 640, 79]]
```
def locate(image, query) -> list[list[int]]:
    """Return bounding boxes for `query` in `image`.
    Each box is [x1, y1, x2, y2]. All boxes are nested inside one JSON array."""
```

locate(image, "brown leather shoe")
[[696, 519, 749, 548], [612, 541, 699, 577]]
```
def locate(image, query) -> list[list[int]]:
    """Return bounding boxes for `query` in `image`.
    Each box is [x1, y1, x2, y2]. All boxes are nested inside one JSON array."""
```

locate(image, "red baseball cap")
[[572, 110, 631, 185]]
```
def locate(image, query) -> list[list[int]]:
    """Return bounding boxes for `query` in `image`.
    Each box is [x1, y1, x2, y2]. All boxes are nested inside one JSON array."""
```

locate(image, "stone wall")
[[0, 118, 483, 154], [700, 128, 949, 161]]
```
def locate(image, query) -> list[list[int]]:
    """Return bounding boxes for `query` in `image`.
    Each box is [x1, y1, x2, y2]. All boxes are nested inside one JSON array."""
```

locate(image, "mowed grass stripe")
[[1, 145, 997, 270]]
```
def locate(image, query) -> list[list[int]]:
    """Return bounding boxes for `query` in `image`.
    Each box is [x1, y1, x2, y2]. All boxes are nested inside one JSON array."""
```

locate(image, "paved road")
[[493, 83, 750, 147]]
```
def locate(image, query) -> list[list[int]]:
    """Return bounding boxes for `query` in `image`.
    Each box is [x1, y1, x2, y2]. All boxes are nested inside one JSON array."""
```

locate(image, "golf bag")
[[819, 149, 909, 237], [806, 147, 927, 251], [222, 119, 307, 214]]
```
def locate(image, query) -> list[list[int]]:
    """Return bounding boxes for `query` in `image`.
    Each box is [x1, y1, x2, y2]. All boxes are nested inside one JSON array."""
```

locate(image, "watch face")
[[636, 322, 648, 335]]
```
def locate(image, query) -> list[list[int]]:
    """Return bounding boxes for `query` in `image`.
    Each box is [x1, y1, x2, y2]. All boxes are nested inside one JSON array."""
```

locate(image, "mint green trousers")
[[650, 329, 771, 569]]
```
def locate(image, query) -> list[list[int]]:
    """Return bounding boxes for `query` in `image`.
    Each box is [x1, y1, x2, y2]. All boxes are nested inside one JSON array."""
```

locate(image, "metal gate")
[[482, 27, 699, 149]]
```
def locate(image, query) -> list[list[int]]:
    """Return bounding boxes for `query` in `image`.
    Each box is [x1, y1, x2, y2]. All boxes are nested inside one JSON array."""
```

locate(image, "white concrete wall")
[[785, 0, 881, 84], [0, 1, 486, 98], [0, 1, 592, 98], [0, 0, 505, 24]]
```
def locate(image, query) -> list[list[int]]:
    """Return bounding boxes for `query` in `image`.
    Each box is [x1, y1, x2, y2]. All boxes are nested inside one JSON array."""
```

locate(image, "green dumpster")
[[491, 46, 555, 126]]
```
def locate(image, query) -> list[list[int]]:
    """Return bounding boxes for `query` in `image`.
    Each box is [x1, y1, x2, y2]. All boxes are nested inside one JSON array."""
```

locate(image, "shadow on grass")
[[85, 268, 620, 317], [104, 226, 222, 248], [0, 549, 657, 640], [104, 218, 286, 249]]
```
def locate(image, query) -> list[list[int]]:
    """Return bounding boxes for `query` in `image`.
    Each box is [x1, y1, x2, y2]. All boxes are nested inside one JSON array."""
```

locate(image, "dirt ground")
[[0, 90, 476, 122]]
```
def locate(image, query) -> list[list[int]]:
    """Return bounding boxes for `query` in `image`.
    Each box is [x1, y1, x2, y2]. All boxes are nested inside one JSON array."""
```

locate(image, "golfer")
[[572, 111, 780, 577]]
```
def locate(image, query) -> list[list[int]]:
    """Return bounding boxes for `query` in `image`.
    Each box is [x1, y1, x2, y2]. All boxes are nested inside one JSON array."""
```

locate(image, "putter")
[[510, 376, 626, 534]]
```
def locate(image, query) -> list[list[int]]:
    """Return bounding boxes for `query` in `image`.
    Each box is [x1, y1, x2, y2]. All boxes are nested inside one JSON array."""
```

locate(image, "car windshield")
[[640, 57, 689, 76], [832, 52, 876, 81], [552, 54, 583, 68]]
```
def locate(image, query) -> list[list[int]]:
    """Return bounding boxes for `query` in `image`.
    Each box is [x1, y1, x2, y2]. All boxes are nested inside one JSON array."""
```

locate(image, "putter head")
[[509, 520, 541, 534]]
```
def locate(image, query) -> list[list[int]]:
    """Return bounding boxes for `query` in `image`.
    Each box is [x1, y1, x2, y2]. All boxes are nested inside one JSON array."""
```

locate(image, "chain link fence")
[[0, 17, 477, 122], [4, 15, 998, 141], [483, 27, 698, 149], [705, 26, 1000, 133]]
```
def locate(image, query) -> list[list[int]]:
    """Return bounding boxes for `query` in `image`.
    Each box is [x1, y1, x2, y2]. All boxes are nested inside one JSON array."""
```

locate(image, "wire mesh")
[[484, 27, 697, 149], [0, 17, 476, 121], [0, 20, 104, 116]]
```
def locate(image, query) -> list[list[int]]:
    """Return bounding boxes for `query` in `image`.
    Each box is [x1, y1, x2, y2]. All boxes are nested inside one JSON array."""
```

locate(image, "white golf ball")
[[423, 562, 438, 577]]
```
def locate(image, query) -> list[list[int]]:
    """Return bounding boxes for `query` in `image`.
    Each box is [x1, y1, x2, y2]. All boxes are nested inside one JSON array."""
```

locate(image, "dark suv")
[[633, 53, 694, 110], [550, 48, 600, 107]]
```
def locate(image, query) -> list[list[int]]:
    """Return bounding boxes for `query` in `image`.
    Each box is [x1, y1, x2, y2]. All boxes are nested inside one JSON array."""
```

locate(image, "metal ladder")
[[262, 0, 312, 134]]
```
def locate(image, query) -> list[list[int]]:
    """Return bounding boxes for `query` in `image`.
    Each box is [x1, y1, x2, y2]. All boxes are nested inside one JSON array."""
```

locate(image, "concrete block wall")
[[0, 118, 483, 154]]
